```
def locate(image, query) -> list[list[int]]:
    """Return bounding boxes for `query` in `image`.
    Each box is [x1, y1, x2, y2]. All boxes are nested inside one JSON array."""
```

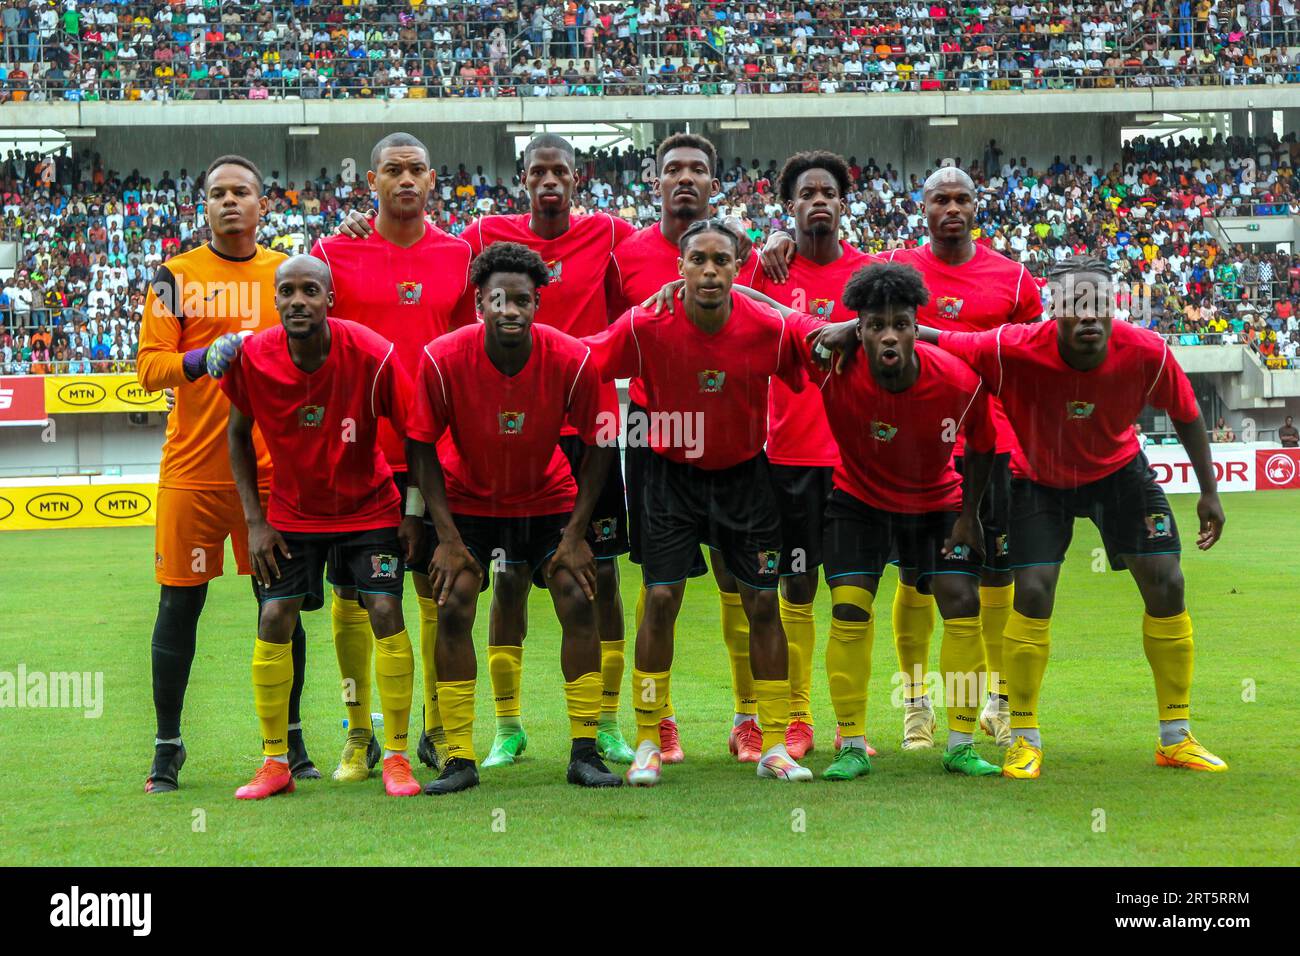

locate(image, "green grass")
[[1, 491, 1295, 866]]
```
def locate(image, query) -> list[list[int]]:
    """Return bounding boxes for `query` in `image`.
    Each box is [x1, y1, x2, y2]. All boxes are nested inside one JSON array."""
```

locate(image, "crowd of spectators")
[[3, 1, 1300, 102], [1, 129, 1299, 374]]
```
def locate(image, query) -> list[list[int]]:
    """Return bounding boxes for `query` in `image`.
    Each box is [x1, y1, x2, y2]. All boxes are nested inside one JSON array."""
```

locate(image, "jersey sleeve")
[[581, 310, 640, 381], [609, 214, 637, 246], [780, 310, 825, 373], [450, 271, 478, 329], [773, 317, 809, 393], [937, 329, 1004, 394], [960, 381, 997, 454], [218, 349, 253, 417], [1011, 265, 1043, 324], [603, 252, 629, 322], [308, 238, 326, 262], [460, 218, 485, 257], [565, 348, 604, 444], [407, 348, 451, 444], [1147, 343, 1200, 422], [373, 344, 414, 438], [136, 265, 189, 391]]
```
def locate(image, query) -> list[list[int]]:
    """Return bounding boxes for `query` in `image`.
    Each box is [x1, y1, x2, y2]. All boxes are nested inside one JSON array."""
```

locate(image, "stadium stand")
[[0, 128, 1297, 373], [2, 1, 1300, 102]]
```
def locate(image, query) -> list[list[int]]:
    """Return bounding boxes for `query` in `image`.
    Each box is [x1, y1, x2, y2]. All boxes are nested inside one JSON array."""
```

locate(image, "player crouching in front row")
[[750, 262, 1003, 779], [405, 242, 623, 794], [222, 255, 422, 799]]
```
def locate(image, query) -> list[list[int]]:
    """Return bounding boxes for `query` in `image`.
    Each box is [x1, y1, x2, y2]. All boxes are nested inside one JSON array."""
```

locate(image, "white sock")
[[663, 714, 677, 725], [947, 731, 974, 749], [733, 712, 755, 726], [155, 737, 182, 747], [1159, 719, 1190, 746], [842, 735, 868, 751], [906, 695, 932, 710], [761, 742, 793, 761], [269, 754, 289, 764], [383, 749, 404, 761], [287, 722, 302, 732], [636, 738, 659, 755]]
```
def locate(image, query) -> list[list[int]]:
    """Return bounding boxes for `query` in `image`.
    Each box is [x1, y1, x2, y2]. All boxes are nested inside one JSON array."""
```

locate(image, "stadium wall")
[[0, 414, 164, 480]]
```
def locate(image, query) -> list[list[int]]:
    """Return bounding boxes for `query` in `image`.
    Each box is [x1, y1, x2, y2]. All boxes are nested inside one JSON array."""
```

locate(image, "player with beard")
[[340, 134, 638, 768], [312, 133, 476, 783], [604, 133, 760, 764], [768, 165, 1041, 751], [138, 155, 317, 793], [742, 150, 878, 762]]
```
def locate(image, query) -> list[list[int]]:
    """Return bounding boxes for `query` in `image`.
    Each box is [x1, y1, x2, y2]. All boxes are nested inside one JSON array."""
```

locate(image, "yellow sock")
[[979, 584, 1014, 696], [720, 589, 756, 716], [893, 583, 935, 703], [826, 585, 875, 739], [940, 615, 984, 734], [1003, 611, 1051, 730], [437, 679, 477, 762], [374, 629, 415, 753], [416, 595, 443, 738], [487, 644, 523, 720], [1142, 610, 1194, 722], [599, 640, 625, 718], [779, 596, 816, 725], [630, 668, 671, 747], [754, 678, 792, 752], [637, 582, 676, 719], [565, 671, 603, 740], [251, 638, 293, 757], [332, 593, 373, 734]]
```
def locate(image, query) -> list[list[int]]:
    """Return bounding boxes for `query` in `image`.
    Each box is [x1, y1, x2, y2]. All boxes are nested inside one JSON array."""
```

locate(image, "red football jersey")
[[746, 243, 877, 467], [885, 243, 1041, 456], [584, 293, 805, 471], [461, 212, 634, 436], [407, 323, 602, 517], [787, 314, 994, 513], [606, 222, 755, 408], [220, 319, 410, 532], [938, 321, 1199, 489], [311, 224, 475, 471]]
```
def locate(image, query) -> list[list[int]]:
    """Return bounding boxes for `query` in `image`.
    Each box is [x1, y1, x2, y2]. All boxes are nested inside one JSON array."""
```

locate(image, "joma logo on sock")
[[50, 886, 151, 936]]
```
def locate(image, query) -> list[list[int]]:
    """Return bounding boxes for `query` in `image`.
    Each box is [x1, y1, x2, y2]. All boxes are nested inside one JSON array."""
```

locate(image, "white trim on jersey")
[[1148, 341, 1170, 396], [953, 380, 984, 436], [629, 310, 644, 380], [371, 342, 394, 419], [993, 324, 1007, 396], [422, 344, 450, 408], [568, 347, 593, 411]]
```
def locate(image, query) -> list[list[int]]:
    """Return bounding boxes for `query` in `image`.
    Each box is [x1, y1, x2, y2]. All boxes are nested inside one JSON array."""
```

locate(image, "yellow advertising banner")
[[43, 375, 167, 414], [0, 484, 158, 530]]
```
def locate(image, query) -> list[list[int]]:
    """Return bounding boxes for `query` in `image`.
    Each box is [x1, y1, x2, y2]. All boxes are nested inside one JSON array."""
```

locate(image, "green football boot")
[[822, 745, 873, 780], [482, 726, 528, 768], [941, 743, 1002, 777], [595, 720, 636, 764]]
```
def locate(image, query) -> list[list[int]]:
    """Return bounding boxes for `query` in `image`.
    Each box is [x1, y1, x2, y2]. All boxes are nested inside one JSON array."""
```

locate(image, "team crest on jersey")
[[870, 420, 898, 442], [298, 405, 325, 427], [592, 517, 618, 542], [1067, 400, 1095, 421], [397, 281, 422, 305], [937, 296, 964, 320], [545, 259, 563, 282], [757, 550, 780, 576], [370, 553, 399, 579], [498, 411, 526, 435], [810, 298, 836, 318], [1145, 513, 1172, 539], [698, 370, 726, 393]]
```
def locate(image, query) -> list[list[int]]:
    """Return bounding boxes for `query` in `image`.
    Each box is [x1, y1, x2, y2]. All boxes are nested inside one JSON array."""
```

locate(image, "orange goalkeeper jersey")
[[138, 243, 283, 489]]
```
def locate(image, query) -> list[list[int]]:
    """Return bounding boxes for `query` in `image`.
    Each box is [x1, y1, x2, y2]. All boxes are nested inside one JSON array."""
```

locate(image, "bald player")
[[222, 255, 421, 799]]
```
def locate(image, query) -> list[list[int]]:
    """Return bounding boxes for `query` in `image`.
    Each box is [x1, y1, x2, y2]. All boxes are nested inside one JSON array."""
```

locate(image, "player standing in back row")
[[137, 155, 317, 793], [743, 150, 878, 762], [312, 132, 476, 783]]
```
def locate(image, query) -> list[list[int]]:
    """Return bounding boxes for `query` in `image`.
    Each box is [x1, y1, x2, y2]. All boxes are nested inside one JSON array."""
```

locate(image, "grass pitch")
[[1, 491, 1295, 866]]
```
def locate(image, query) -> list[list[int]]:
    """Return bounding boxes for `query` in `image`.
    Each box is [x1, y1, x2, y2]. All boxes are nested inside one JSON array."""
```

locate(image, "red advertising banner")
[[1256, 449, 1300, 490], [0, 377, 46, 424]]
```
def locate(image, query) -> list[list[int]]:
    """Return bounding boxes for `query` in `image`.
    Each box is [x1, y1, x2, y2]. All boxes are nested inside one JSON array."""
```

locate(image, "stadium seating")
[[1, 129, 1297, 373], [2, 1, 1300, 102]]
